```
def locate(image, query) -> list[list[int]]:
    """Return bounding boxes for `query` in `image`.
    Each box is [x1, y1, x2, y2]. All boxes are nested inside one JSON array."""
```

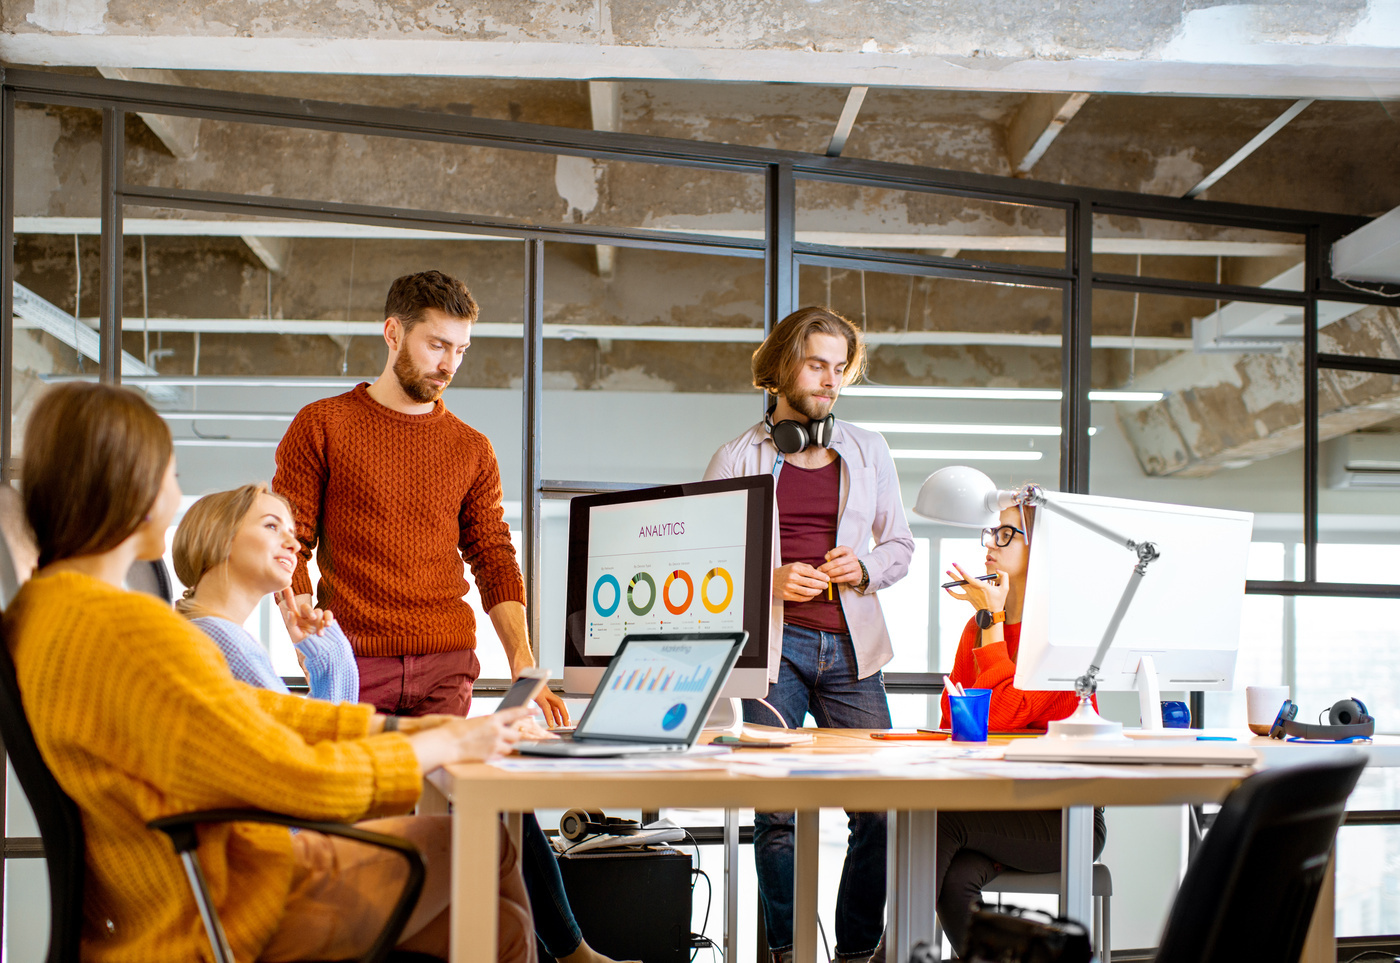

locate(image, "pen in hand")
[[941, 574, 1002, 590]]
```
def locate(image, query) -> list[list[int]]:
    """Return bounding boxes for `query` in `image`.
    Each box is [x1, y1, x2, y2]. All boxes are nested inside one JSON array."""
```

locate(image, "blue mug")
[[1160, 700, 1191, 728]]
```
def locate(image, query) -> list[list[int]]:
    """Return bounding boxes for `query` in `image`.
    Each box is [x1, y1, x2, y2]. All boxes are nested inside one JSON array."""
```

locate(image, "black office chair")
[[0, 625, 439, 963], [1155, 754, 1366, 963]]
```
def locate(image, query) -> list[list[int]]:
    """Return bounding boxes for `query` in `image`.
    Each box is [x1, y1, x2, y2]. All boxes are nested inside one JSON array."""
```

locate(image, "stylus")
[[940, 574, 1001, 589]]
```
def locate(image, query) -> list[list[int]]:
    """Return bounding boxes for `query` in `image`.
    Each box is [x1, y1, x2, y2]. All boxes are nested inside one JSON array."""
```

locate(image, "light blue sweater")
[[191, 616, 360, 704]]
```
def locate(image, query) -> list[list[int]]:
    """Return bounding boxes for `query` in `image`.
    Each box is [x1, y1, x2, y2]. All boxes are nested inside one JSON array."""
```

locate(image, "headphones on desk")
[[1269, 697, 1374, 740], [765, 403, 835, 455], [559, 809, 642, 842]]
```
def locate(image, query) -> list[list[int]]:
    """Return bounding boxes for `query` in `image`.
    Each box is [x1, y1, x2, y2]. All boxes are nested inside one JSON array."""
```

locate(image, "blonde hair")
[[172, 484, 292, 619], [750, 306, 867, 397]]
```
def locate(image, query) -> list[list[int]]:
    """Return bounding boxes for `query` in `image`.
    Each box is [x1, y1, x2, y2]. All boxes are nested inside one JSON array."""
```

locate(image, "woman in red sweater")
[[934, 504, 1107, 955]]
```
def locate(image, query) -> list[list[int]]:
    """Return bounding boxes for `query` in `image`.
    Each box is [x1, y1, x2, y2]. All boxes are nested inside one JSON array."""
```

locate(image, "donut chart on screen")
[[662, 569, 694, 615], [627, 572, 656, 616], [701, 567, 734, 614], [592, 574, 621, 617]]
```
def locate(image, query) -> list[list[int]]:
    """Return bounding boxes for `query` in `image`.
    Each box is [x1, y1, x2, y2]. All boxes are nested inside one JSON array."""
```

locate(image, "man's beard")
[[393, 352, 450, 403], [783, 385, 835, 422]]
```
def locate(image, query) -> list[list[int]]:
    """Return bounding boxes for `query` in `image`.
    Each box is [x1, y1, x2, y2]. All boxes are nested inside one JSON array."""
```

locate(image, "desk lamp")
[[914, 466, 1160, 740]]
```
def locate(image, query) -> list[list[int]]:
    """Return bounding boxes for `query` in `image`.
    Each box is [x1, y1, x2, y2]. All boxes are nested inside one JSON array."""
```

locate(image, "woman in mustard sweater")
[[5, 382, 536, 963]]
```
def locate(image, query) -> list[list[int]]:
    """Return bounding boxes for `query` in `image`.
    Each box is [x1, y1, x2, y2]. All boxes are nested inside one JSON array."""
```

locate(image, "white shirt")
[[704, 419, 915, 682]]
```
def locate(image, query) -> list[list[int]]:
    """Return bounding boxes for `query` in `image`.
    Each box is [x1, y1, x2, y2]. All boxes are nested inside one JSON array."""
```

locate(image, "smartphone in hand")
[[495, 667, 550, 712]]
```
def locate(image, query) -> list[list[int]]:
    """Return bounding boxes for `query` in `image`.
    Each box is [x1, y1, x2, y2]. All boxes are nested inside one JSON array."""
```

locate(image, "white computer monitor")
[[1014, 491, 1253, 726], [562, 475, 774, 698]]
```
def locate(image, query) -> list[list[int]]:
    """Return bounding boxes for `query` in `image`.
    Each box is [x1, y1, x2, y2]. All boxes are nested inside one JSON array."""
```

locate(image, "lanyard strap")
[[770, 451, 784, 479]]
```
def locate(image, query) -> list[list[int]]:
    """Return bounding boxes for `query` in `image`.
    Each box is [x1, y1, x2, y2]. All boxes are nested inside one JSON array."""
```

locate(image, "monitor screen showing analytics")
[[582, 488, 749, 657], [577, 637, 739, 741]]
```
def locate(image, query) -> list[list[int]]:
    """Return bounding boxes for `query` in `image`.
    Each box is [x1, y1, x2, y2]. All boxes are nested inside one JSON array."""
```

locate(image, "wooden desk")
[[424, 730, 1250, 963]]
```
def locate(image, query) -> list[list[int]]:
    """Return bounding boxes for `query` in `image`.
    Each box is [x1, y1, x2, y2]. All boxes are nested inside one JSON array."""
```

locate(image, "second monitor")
[[562, 475, 774, 698]]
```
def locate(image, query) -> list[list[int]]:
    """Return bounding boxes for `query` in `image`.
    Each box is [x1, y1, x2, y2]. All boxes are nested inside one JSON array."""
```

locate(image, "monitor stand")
[[1128, 654, 1195, 739], [703, 697, 744, 735]]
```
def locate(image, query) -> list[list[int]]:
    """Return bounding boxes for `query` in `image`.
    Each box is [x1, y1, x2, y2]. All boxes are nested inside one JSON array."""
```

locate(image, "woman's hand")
[[404, 708, 532, 775], [276, 587, 333, 644], [943, 562, 1010, 613]]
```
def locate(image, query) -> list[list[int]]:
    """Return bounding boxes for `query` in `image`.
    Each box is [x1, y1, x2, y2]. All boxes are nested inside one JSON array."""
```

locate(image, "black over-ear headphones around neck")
[[765, 402, 835, 455]]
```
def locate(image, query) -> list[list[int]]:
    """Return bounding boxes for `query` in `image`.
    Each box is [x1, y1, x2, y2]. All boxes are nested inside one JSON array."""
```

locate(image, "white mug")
[[1245, 685, 1291, 736]]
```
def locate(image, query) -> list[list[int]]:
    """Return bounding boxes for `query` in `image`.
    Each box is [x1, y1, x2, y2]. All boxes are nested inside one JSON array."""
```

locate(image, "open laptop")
[[517, 631, 746, 758]]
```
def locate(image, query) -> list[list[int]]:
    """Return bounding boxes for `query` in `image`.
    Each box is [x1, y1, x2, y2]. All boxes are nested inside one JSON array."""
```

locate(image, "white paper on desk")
[[946, 760, 1168, 779], [489, 756, 729, 773], [723, 751, 970, 778]]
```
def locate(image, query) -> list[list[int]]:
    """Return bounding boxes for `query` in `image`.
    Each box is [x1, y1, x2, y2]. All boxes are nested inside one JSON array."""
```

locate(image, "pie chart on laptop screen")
[[662, 703, 688, 731]]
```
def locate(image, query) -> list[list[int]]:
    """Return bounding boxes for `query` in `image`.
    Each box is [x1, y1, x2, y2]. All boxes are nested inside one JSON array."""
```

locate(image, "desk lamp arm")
[[1015, 486, 1161, 701]]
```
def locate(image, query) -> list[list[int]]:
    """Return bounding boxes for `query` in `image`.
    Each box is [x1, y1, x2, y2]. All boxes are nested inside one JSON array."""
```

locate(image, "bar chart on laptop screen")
[[583, 489, 748, 657], [585, 639, 737, 739]]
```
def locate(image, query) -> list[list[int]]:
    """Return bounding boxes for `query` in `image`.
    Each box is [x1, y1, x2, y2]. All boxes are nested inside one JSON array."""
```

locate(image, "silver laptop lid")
[[573, 631, 747, 745]]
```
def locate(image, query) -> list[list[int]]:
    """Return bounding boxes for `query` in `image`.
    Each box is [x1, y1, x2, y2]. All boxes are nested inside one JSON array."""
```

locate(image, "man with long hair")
[[704, 306, 914, 963]]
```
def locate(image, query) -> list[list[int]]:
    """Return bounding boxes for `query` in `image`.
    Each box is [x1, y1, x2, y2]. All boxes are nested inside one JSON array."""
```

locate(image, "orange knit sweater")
[[273, 384, 525, 657], [5, 571, 421, 963]]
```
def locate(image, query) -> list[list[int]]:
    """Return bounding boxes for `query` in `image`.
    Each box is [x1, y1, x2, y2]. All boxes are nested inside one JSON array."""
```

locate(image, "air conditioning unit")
[[1327, 432, 1400, 489]]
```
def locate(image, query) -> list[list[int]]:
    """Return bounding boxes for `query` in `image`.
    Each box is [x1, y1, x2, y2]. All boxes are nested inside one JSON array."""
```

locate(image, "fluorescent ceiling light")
[[42, 375, 362, 388], [890, 449, 1044, 462], [159, 411, 295, 421], [1087, 390, 1166, 402], [171, 439, 280, 448], [842, 385, 1164, 403], [855, 421, 1055, 436], [856, 422, 1097, 437], [844, 385, 1059, 401]]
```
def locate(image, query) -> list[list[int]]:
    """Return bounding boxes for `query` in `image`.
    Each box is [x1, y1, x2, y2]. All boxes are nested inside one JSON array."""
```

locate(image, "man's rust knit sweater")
[[273, 383, 525, 657]]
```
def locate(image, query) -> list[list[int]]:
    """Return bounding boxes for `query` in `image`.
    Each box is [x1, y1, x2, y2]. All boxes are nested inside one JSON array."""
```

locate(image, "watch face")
[[974, 608, 992, 630]]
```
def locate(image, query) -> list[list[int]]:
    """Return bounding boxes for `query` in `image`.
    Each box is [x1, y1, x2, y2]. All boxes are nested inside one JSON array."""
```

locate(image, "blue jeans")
[[521, 813, 584, 959], [743, 624, 893, 958]]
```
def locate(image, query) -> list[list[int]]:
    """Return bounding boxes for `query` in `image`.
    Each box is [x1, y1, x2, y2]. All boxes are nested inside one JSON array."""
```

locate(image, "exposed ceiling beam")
[[10, 31, 1400, 101], [1183, 99, 1314, 199], [12, 283, 180, 401], [241, 235, 291, 273], [41, 313, 1190, 350], [94, 67, 200, 160], [1006, 92, 1090, 175], [15, 218, 1302, 258], [826, 87, 869, 157], [588, 81, 620, 279]]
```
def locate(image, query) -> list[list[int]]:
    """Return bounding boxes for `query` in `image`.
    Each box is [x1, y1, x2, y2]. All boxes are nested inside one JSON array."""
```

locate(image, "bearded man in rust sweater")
[[274, 270, 567, 725]]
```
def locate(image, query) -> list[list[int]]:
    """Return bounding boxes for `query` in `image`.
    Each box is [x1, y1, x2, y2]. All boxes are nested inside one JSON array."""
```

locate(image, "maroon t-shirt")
[[777, 458, 848, 633]]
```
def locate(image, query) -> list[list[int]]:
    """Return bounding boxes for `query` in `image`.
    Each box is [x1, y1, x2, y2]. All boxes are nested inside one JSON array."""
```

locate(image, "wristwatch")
[[974, 608, 1006, 630]]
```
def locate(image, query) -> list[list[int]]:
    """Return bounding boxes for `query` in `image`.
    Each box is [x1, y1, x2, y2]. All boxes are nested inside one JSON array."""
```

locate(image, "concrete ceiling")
[[5, 0, 1400, 481]]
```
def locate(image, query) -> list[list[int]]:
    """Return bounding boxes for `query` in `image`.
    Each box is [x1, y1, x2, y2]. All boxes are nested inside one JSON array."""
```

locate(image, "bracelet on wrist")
[[382, 715, 400, 732]]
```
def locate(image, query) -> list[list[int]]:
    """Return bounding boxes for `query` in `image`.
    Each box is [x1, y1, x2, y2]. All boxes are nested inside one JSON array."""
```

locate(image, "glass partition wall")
[[6, 71, 1397, 727], [5, 69, 1400, 955]]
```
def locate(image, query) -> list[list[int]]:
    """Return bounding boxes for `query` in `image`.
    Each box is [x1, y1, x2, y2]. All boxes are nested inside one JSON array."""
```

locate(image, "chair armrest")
[[148, 809, 426, 963]]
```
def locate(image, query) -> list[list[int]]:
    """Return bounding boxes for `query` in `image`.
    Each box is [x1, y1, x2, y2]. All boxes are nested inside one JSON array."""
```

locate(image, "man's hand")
[[489, 599, 570, 727], [519, 672, 569, 727], [818, 546, 864, 585], [772, 562, 829, 602]]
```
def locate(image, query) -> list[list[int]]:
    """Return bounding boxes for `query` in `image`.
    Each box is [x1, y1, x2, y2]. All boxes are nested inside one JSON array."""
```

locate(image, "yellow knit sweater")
[[5, 571, 423, 963]]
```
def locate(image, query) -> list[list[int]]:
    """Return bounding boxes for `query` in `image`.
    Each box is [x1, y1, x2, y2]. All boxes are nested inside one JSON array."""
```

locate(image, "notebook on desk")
[[1002, 738, 1259, 766], [516, 632, 746, 758]]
